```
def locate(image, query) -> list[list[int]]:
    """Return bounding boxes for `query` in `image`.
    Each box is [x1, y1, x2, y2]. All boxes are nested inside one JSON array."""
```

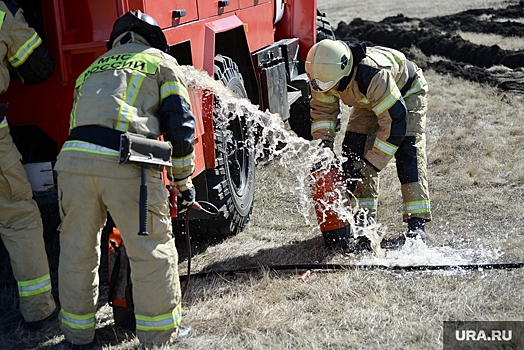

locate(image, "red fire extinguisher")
[[310, 164, 352, 248]]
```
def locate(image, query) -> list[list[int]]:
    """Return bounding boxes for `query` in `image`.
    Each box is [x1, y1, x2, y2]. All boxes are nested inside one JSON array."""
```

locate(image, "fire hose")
[[179, 260, 524, 284]]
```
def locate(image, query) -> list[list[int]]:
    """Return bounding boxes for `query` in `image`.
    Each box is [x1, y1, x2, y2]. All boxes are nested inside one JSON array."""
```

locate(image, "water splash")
[[181, 65, 504, 267]]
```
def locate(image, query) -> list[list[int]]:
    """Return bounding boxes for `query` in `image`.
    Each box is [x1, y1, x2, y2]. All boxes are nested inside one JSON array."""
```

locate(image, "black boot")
[[322, 226, 354, 254], [381, 218, 426, 249], [406, 217, 426, 240]]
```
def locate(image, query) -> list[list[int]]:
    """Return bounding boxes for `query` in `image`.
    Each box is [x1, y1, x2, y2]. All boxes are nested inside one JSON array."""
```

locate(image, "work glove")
[[311, 139, 337, 172], [173, 176, 196, 214]]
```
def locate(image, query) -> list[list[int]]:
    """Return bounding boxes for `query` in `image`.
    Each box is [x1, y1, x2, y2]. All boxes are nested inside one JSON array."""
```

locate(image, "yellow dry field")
[[2, 1, 524, 349]]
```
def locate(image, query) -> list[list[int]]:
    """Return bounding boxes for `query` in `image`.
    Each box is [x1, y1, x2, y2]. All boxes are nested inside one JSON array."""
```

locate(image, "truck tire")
[[181, 55, 255, 240], [316, 10, 337, 42]]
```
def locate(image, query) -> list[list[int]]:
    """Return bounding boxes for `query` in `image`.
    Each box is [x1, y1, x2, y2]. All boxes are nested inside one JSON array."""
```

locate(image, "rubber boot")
[[406, 217, 426, 241], [322, 225, 354, 254]]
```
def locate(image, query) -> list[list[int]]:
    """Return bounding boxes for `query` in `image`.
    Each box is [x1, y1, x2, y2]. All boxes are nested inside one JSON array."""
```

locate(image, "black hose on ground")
[[180, 261, 524, 281]]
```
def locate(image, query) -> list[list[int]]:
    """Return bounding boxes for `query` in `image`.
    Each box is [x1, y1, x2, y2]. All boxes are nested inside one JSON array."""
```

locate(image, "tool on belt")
[[118, 132, 173, 235]]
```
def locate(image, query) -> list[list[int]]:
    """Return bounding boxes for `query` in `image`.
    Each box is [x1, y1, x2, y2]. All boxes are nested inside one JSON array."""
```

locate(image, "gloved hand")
[[173, 176, 196, 214]]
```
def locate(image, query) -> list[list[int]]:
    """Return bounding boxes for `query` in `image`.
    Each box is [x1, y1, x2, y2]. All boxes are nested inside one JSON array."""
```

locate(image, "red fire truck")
[[3, 0, 334, 238]]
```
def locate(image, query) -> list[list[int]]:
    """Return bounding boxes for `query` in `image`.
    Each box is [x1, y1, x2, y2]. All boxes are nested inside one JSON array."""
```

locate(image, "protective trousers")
[[342, 88, 431, 222], [57, 169, 182, 346], [0, 127, 56, 322]]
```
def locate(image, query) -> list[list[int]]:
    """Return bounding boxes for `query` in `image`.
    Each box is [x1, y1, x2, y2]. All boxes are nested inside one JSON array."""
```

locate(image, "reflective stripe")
[[403, 76, 425, 99], [116, 71, 145, 132], [312, 91, 338, 104], [9, 32, 42, 68], [136, 304, 182, 332], [403, 200, 431, 215], [0, 116, 7, 129], [61, 309, 96, 331], [0, 10, 5, 30], [311, 120, 335, 134], [372, 88, 401, 115], [75, 52, 162, 88], [172, 151, 194, 169], [61, 140, 119, 157], [357, 96, 370, 105], [160, 81, 190, 105], [69, 89, 82, 129], [373, 138, 398, 156], [17, 274, 52, 297], [351, 197, 377, 210]]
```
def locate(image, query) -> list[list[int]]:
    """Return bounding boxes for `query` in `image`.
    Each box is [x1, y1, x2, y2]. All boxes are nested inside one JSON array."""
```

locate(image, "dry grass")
[[2, 1, 524, 349], [458, 31, 524, 51]]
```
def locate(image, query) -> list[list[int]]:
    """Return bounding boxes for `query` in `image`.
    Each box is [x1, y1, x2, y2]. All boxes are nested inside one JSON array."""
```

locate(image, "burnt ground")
[[334, 1, 524, 92]]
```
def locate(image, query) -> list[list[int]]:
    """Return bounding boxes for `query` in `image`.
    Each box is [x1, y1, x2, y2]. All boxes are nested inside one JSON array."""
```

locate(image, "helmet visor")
[[309, 77, 337, 92]]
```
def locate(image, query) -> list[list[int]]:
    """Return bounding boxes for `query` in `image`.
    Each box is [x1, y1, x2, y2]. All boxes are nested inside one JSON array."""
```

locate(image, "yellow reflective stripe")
[[403, 200, 431, 215], [17, 274, 52, 297], [372, 88, 401, 115], [61, 309, 96, 330], [136, 304, 182, 332], [0, 116, 7, 129], [160, 81, 190, 105], [313, 92, 338, 104], [311, 120, 335, 134], [116, 71, 145, 132], [172, 151, 194, 169], [75, 52, 162, 88], [69, 89, 82, 129], [402, 76, 425, 99], [357, 96, 369, 104], [0, 11, 5, 30], [373, 138, 398, 156], [61, 140, 120, 157], [351, 198, 377, 210], [9, 32, 42, 68]]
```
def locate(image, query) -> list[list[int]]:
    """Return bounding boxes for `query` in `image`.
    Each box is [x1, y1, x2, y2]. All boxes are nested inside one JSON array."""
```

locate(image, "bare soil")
[[334, 1, 524, 92]]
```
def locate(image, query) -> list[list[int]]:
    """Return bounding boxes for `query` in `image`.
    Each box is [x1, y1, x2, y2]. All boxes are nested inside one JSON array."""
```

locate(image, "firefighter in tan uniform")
[[54, 11, 195, 347], [305, 40, 431, 252], [0, 0, 58, 328]]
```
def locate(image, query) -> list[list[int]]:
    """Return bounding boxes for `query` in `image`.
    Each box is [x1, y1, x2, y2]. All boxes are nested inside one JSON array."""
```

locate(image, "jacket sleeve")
[[310, 89, 340, 142], [363, 69, 407, 171], [158, 59, 196, 181], [3, 6, 54, 85]]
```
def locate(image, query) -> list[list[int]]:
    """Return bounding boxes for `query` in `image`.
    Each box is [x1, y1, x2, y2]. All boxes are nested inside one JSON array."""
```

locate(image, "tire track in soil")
[[334, 1, 524, 92]]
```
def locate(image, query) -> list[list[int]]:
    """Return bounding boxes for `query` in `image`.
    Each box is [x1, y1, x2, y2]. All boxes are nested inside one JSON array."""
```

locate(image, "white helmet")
[[305, 40, 353, 92]]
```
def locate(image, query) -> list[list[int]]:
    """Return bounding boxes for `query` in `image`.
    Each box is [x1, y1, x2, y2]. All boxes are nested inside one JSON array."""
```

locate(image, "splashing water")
[[181, 65, 504, 267]]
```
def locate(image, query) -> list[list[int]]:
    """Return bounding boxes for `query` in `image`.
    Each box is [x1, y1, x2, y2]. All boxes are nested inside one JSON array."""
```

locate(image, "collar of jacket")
[[337, 42, 367, 91]]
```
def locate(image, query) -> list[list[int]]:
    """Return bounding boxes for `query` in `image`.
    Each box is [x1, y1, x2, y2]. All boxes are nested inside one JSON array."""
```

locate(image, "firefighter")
[[0, 0, 58, 328], [54, 11, 195, 347], [305, 39, 431, 251]]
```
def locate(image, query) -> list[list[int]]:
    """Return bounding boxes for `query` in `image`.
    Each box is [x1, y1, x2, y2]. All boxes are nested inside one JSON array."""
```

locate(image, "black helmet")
[[107, 10, 168, 52]]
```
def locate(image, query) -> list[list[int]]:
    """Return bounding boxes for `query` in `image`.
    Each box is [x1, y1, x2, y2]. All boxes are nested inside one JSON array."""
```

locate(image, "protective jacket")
[[310, 42, 431, 222], [0, 1, 56, 323], [54, 32, 195, 346], [311, 43, 425, 171]]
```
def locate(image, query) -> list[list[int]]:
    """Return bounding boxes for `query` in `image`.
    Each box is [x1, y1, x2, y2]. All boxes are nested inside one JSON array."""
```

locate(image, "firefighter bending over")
[[54, 11, 195, 347], [306, 39, 431, 253], [0, 0, 58, 328]]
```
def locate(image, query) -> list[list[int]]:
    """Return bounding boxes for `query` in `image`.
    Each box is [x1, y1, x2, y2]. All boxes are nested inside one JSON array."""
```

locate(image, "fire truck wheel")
[[179, 55, 256, 240]]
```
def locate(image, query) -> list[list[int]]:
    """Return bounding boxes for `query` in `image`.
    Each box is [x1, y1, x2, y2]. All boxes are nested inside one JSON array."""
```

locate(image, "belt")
[[68, 125, 123, 151], [399, 60, 416, 97]]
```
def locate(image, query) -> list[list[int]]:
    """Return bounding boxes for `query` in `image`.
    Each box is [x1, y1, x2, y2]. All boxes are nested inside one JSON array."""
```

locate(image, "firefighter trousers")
[[0, 131, 56, 322], [342, 89, 431, 223], [57, 169, 182, 346]]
